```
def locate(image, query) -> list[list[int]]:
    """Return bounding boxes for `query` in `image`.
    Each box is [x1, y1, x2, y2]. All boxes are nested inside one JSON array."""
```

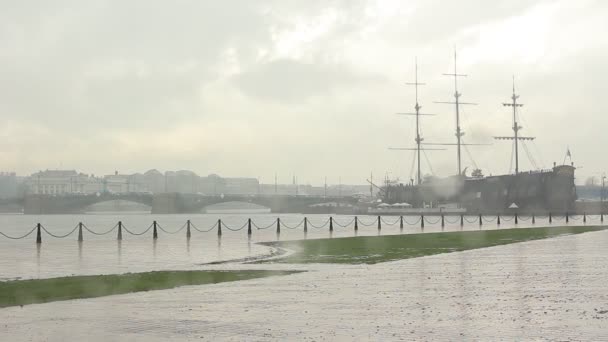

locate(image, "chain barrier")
[[0, 226, 38, 240], [281, 219, 305, 230], [463, 216, 479, 224], [355, 218, 376, 227], [40, 224, 79, 239], [380, 217, 400, 226], [221, 221, 249, 232], [444, 216, 462, 224], [423, 216, 442, 225], [252, 219, 278, 230], [482, 216, 497, 223], [157, 222, 188, 234], [82, 223, 118, 236], [332, 218, 355, 228], [402, 216, 422, 225], [307, 219, 330, 229], [191, 221, 217, 233], [122, 223, 154, 236], [3, 212, 598, 241]]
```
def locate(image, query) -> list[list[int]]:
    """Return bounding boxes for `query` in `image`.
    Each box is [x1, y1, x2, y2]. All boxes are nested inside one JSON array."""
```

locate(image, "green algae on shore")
[[265, 226, 606, 264], [0, 270, 299, 308]]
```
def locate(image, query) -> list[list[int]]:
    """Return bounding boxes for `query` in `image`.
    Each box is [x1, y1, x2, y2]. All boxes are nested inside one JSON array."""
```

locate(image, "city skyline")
[[1, 1, 607, 184]]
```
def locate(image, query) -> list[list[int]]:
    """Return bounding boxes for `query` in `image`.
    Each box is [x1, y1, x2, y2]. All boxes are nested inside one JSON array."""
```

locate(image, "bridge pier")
[[151, 193, 180, 214]]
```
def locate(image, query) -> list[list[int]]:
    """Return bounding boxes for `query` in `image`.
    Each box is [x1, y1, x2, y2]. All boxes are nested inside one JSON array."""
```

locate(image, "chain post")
[[36, 223, 42, 244]]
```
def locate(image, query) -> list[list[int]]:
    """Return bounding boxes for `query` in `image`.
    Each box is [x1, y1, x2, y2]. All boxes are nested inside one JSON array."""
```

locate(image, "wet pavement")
[[1, 218, 607, 341]]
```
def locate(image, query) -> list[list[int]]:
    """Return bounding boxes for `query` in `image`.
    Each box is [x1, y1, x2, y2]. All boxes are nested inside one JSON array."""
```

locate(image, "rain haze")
[[2, 0, 607, 184], [2, 1, 608, 341]]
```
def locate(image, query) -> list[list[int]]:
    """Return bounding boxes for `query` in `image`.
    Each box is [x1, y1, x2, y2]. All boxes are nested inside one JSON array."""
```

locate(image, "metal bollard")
[[549, 213, 552, 224], [566, 213, 569, 223], [460, 214, 464, 227], [532, 214, 535, 224], [377, 216, 381, 231], [584, 213, 587, 223], [400, 216, 404, 230], [186, 220, 192, 239], [354, 216, 358, 232], [441, 215, 445, 228], [479, 214, 482, 226], [304, 217, 308, 234], [276, 218, 281, 235], [217, 219, 222, 236], [247, 218, 252, 236], [514, 213, 518, 225], [153, 221, 158, 240], [602, 213, 604, 223], [36, 223, 42, 244], [78, 222, 83, 242], [497, 215, 501, 225], [117, 221, 123, 240], [329, 217, 334, 232], [421, 215, 425, 229]]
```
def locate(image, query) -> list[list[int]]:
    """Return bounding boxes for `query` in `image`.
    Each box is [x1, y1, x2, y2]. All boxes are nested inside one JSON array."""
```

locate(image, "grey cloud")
[[233, 58, 386, 103]]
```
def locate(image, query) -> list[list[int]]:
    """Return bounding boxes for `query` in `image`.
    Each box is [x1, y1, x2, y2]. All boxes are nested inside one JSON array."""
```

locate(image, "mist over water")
[[0, 213, 596, 281]]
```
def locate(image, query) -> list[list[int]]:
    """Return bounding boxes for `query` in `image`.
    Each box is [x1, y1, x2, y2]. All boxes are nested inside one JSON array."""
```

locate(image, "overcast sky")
[[1, 0, 607, 185]]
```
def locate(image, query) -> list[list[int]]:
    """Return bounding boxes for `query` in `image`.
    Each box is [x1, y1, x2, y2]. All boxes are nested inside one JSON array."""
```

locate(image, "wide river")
[[0, 213, 599, 280]]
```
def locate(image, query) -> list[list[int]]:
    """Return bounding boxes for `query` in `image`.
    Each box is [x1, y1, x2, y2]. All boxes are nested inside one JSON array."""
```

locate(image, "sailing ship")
[[381, 53, 576, 212]]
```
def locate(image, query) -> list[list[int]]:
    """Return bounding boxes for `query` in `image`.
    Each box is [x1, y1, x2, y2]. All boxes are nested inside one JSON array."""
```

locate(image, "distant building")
[[143, 169, 165, 193], [26, 170, 103, 195], [224, 177, 259, 194], [0, 172, 19, 198], [20, 168, 365, 197]]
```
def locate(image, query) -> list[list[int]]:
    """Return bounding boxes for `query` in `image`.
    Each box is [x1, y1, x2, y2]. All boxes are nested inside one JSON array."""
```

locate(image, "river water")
[[0, 213, 600, 280]]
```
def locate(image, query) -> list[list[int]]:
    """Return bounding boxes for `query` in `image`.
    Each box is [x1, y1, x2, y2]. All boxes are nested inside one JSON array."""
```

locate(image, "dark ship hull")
[[383, 165, 576, 213]]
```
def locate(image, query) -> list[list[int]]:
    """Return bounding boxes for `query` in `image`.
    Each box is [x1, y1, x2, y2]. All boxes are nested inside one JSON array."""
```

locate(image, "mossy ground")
[[265, 226, 605, 264], [0, 270, 298, 308]]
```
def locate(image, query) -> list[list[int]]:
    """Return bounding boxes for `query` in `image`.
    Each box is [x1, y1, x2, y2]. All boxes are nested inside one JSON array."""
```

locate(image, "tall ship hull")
[[383, 165, 576, 212]]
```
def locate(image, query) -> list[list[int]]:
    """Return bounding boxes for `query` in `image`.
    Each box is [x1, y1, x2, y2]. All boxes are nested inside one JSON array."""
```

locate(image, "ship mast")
[[434, 50, 477, 176], [494, 76, 535, 174], [390, 58, 444, 185]]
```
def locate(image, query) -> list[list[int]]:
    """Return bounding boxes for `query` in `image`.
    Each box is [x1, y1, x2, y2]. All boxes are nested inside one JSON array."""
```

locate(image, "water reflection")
[[117, 240, 122, 264], [152, 239, 157, 259], [0, 213, 596, 280]]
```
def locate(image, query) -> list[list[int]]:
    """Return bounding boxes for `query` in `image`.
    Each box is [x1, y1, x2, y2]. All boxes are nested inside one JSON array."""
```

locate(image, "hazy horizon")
[[2, 0, 607, 185]]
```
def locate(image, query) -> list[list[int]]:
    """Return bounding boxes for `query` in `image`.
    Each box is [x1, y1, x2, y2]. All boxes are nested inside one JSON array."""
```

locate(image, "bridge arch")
[[202, 201, 271, 214], [84, 199, 152, 213]]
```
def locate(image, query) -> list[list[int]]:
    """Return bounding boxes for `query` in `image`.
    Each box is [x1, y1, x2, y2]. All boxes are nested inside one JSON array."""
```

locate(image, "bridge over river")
[[17, 193, 359, 215]]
